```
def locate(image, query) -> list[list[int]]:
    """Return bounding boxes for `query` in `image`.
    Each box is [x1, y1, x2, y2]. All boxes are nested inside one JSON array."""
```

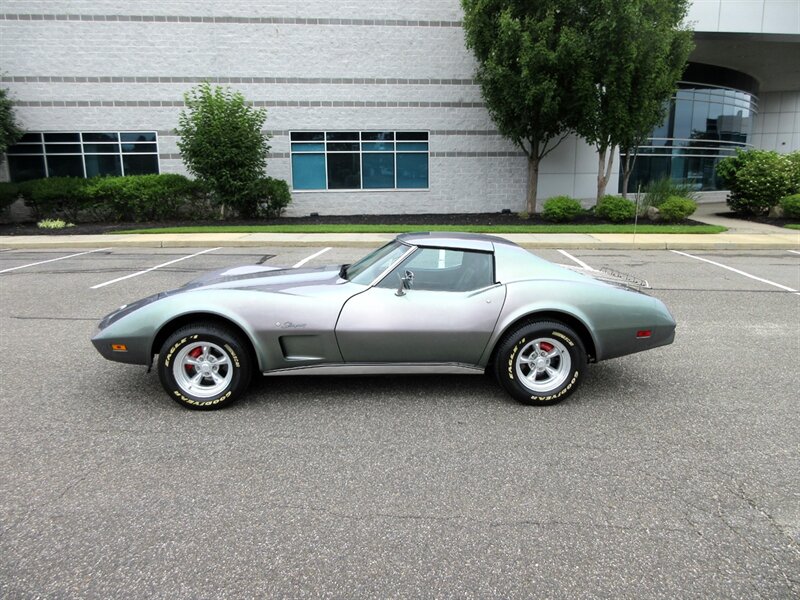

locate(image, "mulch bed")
[[0, 212, 711, 235]]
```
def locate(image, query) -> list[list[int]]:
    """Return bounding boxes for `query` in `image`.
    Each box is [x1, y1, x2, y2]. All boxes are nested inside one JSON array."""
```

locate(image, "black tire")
[[494, 321, 586, 405], [157, 323, 253, 410]]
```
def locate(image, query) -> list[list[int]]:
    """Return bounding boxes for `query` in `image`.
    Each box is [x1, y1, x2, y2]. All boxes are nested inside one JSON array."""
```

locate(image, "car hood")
[[180, 263, 347, 293]]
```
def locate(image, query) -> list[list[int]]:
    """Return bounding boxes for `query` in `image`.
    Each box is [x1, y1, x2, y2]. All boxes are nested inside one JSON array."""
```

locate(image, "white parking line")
[[0, 248, 111, 274], [556, 249, 597, 271], [789, 250, 800, 256], [670, 250, 799, 294], [90, 247, 221, 289], [292, 247, 332, 268]]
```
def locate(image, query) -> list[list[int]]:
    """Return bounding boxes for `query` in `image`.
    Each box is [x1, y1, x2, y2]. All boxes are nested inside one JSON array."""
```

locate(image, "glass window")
[[83, 132, 118, 142], [378, 248, 494, 292], [290, 131, 429, 191], [291, 132, 324, 142], [397, 153, 429, 188], [346, 241, 408, 285], [362, 153, 394, 189], [47, 155, 84, 177], [44, 132, 79, 142], [362, 132, 394, 141], [291, 154, 326, 190], [120, 132, 156, 142], [8, 155, 46, 181], [327, 153, 360, 189], [83, 143, 120, 154], [85, 154, 122, 177], [5, 131, 159, 181], [123, 154, 159, 175], [326, 132, 359, 141]]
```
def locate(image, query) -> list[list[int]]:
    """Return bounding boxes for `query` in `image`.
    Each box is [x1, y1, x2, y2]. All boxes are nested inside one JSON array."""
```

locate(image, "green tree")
[[462, 0, 593, 214], [176, 82, 270, 217], [576, 0, 693, 201], [1, 86, 24, 163]]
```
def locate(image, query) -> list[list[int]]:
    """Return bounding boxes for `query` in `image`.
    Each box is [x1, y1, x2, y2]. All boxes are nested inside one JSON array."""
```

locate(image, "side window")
[[378, 248, 494, 292]]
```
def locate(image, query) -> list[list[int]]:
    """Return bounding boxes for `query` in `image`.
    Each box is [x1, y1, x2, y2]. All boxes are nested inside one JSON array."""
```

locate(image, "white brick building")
[[1, 0, 798, 215]]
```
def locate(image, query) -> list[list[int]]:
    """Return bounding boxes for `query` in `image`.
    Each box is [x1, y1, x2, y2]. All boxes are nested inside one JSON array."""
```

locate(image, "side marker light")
[[636, 330, 652, 339], [111, 344, 128, 352]]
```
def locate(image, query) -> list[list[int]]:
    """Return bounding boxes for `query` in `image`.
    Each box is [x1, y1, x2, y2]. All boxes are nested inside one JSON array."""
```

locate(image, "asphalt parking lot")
[[1, 244, 798, 599]]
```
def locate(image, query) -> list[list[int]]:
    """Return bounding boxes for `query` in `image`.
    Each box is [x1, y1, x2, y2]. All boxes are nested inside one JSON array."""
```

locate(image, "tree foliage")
[[462, 0, 692, 210], [0, 87, 24, 162], [176, 82, 270, 217], [462, 0, 591, 214], [577, 0, 693, 201]]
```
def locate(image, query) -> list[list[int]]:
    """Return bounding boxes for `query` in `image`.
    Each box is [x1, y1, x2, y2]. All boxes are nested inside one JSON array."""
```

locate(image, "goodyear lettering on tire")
[[531, 371, 579, 402], [507, 337, 525, 381], [551, 331, 574, 346]]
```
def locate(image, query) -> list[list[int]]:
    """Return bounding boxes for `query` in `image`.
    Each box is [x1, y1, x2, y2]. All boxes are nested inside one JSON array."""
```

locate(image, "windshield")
[[345, 241, 410, 285]]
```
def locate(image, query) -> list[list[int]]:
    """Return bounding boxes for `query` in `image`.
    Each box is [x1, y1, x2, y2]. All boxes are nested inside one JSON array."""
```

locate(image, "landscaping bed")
[[0, 212, 720, 236]]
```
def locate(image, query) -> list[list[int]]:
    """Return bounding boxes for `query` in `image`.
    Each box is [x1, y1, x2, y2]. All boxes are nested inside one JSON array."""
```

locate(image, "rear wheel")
[[494, 321, 586, 405], [158, 323, 252, 410]]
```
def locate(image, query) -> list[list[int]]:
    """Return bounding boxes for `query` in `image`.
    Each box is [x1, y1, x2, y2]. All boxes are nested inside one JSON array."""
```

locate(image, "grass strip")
[[785, 224, 800, 230], [116, 224, 727, 235]]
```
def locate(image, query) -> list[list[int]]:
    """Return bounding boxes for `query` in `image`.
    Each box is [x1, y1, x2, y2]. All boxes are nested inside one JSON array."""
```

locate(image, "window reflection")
[[623, 68, 757, 193]]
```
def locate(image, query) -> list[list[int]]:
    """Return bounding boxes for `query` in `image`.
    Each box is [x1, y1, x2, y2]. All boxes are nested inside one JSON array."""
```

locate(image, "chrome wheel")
[[172, 341, 233, 399], [514, 337, 572, 393]]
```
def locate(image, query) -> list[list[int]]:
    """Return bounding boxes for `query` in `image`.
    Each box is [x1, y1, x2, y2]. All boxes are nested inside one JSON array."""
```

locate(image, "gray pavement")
[[1, 203, 798, 250], [1, 245, 798, 598]]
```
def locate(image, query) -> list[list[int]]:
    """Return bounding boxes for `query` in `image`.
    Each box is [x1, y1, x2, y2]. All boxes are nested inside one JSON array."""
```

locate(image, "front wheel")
[[494, 321, 586, 405], [158, 323, 253, 410]]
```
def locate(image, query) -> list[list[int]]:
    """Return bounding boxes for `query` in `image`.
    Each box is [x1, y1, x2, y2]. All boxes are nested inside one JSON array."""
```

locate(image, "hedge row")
[[0, 174, 292, 222], [541, 194, 696, 223]]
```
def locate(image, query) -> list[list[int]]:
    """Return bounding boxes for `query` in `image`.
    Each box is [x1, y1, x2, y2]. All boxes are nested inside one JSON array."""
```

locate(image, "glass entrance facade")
[[622, 63, 758, 192]]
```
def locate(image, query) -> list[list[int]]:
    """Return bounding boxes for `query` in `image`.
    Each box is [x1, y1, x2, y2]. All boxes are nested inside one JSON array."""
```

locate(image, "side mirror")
[[395, 269, 415, 296]]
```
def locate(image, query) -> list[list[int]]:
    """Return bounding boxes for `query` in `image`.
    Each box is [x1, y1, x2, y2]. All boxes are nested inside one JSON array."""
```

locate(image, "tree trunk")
[[596, 145, 616, 202], [621, 159, 632, 200], [620, 149, 637, 200], [526, 155, 540, 216]]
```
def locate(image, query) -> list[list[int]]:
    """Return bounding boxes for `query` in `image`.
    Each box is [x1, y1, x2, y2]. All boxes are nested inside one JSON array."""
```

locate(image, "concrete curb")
[[1, 231, 798, 250]]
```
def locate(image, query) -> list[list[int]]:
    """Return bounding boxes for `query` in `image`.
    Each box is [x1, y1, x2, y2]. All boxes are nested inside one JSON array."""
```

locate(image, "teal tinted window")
[[291, 143, 324, 152], [292, 154, 326, 189], [290, 131, 429, 191], [397, 153, 428, 188], [396, 142, 428, 151], [362, 142, 394, 151], [362, 153, 394, 188]]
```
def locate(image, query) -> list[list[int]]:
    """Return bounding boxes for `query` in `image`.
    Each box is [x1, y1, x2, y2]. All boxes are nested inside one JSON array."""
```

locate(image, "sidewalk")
[[1, 203, 797, 250]]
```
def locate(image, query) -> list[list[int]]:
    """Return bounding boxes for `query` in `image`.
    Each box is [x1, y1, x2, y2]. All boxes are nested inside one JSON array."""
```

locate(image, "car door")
[[335, 247, 506, 364]]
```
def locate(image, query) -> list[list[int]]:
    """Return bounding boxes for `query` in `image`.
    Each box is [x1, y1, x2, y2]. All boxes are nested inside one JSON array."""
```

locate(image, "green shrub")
[[780, 193, 800, 220], [17, 177, 93, 220], [0, 182, 20, 213], [541, 195, 583, 222], [86, 174, 206, 221], [643, 177, 698, 209], [248, 177, 292, 218], [595, 195, 635, 223], [716, 149, 795, 215], [658, 196, 697, 222]]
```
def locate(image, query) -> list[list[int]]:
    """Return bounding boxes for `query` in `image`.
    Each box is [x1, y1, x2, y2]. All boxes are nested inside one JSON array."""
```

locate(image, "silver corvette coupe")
[[92, 233, 676, 409]]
